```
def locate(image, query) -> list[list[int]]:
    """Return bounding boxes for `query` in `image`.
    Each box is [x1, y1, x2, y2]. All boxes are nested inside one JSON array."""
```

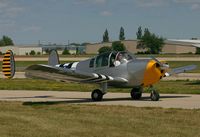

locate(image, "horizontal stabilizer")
[[2, 50, 15, 79], [166, 65, 197, 76], [25, 64, 94, 82]]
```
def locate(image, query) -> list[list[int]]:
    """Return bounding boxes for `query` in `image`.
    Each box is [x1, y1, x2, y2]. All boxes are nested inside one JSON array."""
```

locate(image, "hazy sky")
[[0, 0, 200, 44]]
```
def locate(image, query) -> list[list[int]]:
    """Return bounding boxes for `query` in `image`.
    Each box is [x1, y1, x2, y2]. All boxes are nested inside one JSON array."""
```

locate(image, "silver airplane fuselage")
[[65, 51, 166, 88]]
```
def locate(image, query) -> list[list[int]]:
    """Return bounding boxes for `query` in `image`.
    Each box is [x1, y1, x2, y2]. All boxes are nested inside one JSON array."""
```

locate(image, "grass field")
[[0, 79, 200, 94], [0, 102, 200, 137]]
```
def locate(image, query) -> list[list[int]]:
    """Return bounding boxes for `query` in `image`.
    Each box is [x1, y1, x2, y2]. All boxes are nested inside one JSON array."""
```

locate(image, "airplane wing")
[[167, 39, 200, 47], [165, 65, 197, 77], [25, 64, 128, 84]]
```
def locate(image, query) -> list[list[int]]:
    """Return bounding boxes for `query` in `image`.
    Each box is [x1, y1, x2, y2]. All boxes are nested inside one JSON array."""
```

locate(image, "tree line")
[[103, 27, 125, 43], [0, 35, 14, 46], [100, 26, 165, 54]]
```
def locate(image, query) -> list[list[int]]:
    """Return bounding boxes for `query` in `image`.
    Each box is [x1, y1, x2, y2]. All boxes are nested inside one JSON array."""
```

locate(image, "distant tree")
[[137, 28, 151, 49], [2, 35, 14, 46], [81, 42, 90, 46], [196, 48, 200, 54], [44, 49, 50, 54], [70, 43, 80, 46], [136, 26, 143, 49], [140, 28, 164, 54], [143, 28, 151, 38], [62, 49, 70, 55], [98, 46, 112, 54], [30, 50, 36, 55], [0, 39, 5, 47], [37, 52, 41, 55], [112, 41, 126, 51], [136, 26, 142, 40], [103, 29, 109, 42], [76, 47, 79, 54], [119, 27, 125, 41]]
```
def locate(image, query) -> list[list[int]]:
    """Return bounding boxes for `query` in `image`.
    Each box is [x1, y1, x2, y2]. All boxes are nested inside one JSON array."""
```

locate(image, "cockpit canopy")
[[89, 51, 136, 68]]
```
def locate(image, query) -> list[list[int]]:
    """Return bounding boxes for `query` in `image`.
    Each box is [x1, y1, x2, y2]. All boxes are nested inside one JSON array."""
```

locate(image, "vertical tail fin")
[[48, 50, 60, 66], [2, 50, 15, 79]]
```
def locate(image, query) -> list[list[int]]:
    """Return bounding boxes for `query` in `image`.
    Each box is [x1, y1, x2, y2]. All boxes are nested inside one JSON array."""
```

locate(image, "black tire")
[[91, 89, 103, 101], [131, 87, 143, 100], [150, 91, 160, 101]]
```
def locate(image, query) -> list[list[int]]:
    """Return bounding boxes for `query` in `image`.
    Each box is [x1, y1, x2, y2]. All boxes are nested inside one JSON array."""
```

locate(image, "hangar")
[[0, 44, 85, 55], [85, 40, 199, 54], [0, 45, 42, 55]]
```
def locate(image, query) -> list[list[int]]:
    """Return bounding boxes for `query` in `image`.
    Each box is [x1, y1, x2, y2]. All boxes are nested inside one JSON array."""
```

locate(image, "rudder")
[[2, 50, 15, 79], [48, 50, 60, 66]]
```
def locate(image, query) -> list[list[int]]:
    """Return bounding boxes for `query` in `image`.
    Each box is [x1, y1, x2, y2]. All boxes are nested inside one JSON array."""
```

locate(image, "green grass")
[[0, 102, 200, 137], [0, 79, 200, 94], [154, 80, 200, 94]]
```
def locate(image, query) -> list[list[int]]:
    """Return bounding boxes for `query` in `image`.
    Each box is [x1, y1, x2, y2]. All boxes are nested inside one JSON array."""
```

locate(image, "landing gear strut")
[[91, 83, 107, 101], [130, 87, 143, 100], [148, 86, 160, 101]]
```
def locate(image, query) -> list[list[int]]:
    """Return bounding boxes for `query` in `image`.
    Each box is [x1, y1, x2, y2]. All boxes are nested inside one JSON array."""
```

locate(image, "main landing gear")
[[91, 83, 160, 101], [91, 83, 107, 101], [130, 87, 143, 100], [131, 86, 160, 101], [149, 86, 160, 101]]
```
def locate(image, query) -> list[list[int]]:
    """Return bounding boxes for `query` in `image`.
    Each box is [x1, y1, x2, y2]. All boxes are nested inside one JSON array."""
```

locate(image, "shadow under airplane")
[[21, 95, 191, 106]]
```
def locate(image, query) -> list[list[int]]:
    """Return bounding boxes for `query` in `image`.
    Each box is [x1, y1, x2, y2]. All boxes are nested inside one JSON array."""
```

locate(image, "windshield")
[[94, 51, 136, 68], [115, 51, 135, 63]]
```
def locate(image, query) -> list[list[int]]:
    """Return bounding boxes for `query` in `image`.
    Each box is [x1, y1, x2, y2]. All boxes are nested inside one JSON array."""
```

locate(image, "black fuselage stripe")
[[97, 74, 102, 79], [82, 74, 105, 82], [84, 77, 100, 82], [105, 75, 110, 80], [59, 64, 64, 67], [84, 74, 111, 83], [81, 74, 112, 83], [82, 74, 101, 82], [94, 79, 109, 83]]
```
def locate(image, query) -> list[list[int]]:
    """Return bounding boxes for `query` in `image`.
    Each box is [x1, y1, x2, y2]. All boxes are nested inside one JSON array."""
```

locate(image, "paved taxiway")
[[0, 90, 200, 109]]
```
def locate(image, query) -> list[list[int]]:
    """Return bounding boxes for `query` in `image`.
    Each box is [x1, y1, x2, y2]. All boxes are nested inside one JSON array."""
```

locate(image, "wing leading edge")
[[165, 65, 197, 77], [25, 64, 128, 84]]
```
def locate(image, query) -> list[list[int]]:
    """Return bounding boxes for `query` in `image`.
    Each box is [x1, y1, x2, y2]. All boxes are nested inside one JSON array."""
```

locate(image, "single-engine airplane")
[[2, 49, 196, 101]]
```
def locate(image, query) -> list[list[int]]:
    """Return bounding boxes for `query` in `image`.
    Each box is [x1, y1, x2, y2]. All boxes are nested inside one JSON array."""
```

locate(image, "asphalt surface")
[[0, 90, 200, 109]]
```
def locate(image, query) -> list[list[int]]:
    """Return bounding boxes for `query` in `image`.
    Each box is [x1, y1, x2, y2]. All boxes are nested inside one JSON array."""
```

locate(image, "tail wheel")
[[91, 89, 103, 101], [150, 90, 160, 101], [131, 87, 143, 100]]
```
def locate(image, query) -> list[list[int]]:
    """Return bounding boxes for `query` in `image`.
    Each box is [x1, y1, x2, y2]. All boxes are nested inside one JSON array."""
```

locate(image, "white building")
[[0, 45, 43, 55]]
